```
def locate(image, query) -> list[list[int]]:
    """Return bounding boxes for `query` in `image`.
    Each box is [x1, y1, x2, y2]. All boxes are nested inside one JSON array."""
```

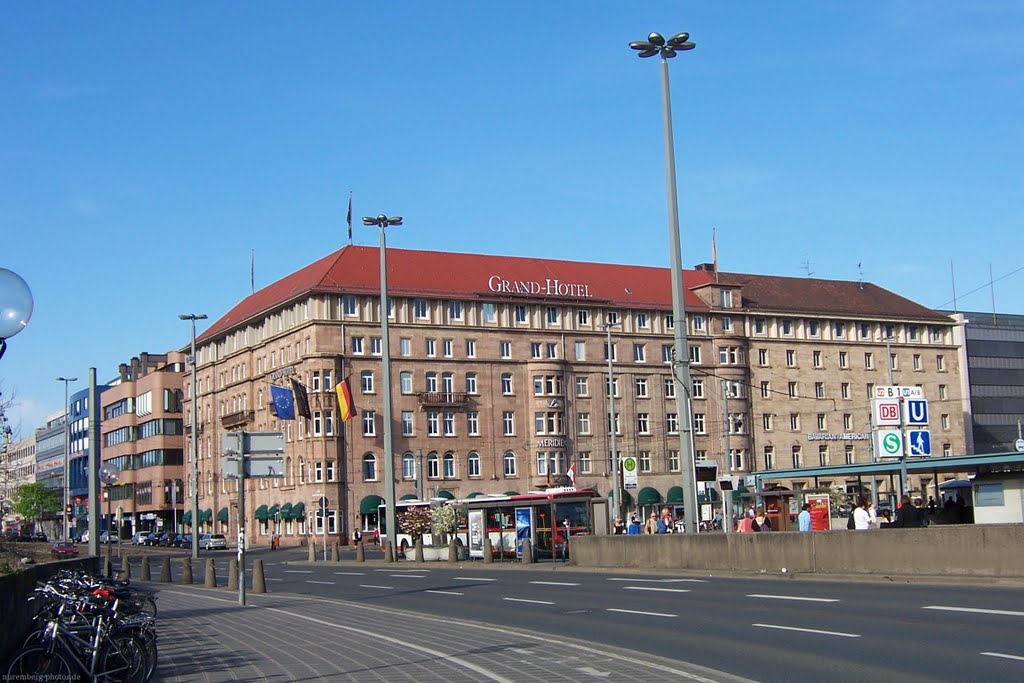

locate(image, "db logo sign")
[[874, 399, 901, 426]]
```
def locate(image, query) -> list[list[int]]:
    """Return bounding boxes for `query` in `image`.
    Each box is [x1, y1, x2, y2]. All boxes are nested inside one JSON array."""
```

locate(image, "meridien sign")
[[487, 275, 592, 298]]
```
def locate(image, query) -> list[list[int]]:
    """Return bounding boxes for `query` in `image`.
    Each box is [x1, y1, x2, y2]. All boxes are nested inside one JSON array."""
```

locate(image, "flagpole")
[[346, 192, 353, 245]]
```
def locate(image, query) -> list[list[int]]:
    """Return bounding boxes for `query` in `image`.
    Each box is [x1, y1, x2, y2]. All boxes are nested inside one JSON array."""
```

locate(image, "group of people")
[[613, 507, 686, 534], [850, 494, 930, 530]]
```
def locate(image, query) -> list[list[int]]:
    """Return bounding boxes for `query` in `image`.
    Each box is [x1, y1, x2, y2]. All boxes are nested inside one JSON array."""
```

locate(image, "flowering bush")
[[431, 502, 465, 536], [397, 506, 432, 541]]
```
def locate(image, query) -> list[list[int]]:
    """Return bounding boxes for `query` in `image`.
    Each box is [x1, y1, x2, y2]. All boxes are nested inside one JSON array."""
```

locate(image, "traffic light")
[[65, 503, 72, 514]]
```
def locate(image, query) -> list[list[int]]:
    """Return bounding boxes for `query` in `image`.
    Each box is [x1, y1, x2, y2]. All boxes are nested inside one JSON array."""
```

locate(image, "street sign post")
[[908, 430, 931, 456], [622, 456, 638, 491], [905, 399, 929, 425], [876, 430, 903, 459], [873, 399, 902, 427]]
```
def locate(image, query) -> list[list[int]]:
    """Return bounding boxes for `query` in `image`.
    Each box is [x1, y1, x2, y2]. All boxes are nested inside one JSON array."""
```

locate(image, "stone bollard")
[[448, 538, 458, 563], [120, 556, 131, 580], [308, 541, 316, 563], [330, 542, 339, 563], [251, 559, 266, 594], [384, 541, 394, 563], [227, 558, 238, 591], [483, 538, 493, 564], [159, 557, 171, 583], [103, 558, 112, 578], [414, 537, 424, 563], [355, 541, 365, 563], [521, 538, 534, 564], [204, 558, 217, 588], [140, 556, 151, 581], [181, 557, 193, 585]]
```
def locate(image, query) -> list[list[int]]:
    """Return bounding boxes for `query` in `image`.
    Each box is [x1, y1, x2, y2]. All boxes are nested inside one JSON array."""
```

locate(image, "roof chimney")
[[695, 263, 716, 272]]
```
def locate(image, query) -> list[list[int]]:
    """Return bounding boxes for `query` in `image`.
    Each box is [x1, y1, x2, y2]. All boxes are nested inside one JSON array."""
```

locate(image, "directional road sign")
[[908, 430, 931, 456], [876, 429, 904, 458], [873, 385, 924, 399], [905, 399, 929, 425]]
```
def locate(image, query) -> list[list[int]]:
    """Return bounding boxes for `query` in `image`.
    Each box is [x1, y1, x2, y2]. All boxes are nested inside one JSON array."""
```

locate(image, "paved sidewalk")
[[150, 584, 752, 683]]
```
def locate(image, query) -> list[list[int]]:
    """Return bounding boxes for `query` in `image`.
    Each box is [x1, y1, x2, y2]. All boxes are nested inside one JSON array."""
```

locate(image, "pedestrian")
[[613, 518, 626, 535], [644, 513, 659, 534], [927, 496, 937, 514], [798, 503, 812, 532], [853, 496, 876, 530], [751, 506, 772, 532], [879, 509, 894, 528], [657, 507, 672, 534], [892, 495, 916, 528], [627, 516, 641, 535]]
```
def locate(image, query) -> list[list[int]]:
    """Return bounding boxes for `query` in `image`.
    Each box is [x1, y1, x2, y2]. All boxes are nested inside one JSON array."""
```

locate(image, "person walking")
[[751, 506, 772, 532], [853, 496, 876, 530], [626, 516, 641, 535], [798, 503, 812, 532]]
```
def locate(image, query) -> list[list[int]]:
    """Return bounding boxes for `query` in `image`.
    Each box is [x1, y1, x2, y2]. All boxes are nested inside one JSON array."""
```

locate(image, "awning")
[[290, 502, 305, 519], [360, 495, 384, 515], [608, 490, 634, 507], [279, 503, 293, 520], [181, 510, 192, 524], [217, 507, 229, 523], [732, 485, 750, 504], [400, 494, 418, 501], [465, 492, 483, 499], [267, 504, 280, 520], [666, 486, 685, 504], [637, 487, 662, 506], [200, 509, 212, 523], [254, 504, 269, 521], [435, 490, 455, 500]]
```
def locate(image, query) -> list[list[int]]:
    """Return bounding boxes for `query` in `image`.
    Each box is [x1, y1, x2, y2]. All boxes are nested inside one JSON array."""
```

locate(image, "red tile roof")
[[199, 246, 946, 341]]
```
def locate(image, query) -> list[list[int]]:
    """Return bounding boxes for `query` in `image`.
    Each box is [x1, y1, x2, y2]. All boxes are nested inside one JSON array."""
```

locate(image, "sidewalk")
[[149, 584, 751, 683]]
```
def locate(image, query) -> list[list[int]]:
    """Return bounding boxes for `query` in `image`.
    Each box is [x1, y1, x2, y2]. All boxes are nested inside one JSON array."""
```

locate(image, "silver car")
[[199, 533, 228, 550]]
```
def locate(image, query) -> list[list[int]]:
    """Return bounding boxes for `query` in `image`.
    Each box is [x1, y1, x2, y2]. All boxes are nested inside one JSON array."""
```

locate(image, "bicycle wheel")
[[6, 646, 78, 681], [98, 633, 148, 683]]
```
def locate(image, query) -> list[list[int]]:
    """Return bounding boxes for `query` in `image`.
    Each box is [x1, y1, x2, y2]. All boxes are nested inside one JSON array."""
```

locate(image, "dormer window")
[[720, 289, 733, 308]]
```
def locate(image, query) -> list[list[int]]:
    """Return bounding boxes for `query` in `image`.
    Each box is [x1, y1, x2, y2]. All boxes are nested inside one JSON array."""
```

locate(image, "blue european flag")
[[270, 385, 296, 420]]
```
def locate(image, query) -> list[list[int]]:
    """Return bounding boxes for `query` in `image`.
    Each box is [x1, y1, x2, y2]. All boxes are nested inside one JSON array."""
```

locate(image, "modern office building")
[[33, 410, 67, 537], [67, 383, 109, 538], [1, 433, 37, 531], [185, 245, 968, 545]]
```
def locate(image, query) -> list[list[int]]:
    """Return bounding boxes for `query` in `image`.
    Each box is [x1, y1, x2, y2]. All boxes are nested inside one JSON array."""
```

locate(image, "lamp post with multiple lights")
[[179, 313, 207, 560], [361, 214, 402, 559], [57, 376, 77, 540], [629, 31, 700, 533], [599, 317, 622, 523]]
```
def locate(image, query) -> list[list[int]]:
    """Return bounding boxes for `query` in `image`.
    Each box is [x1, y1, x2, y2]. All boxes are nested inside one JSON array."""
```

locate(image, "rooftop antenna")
[[950, 260, 958, 313], [801, 259, 814, 278], [857, 261, 864, 290]]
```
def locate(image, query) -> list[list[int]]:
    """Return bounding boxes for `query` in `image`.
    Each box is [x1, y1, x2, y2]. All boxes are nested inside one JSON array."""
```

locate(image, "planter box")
[[403, 545, 469, 562]]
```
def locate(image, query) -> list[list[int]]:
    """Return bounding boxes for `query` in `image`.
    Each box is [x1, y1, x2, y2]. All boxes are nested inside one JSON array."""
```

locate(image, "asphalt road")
[[132, 546, 1024, 682]]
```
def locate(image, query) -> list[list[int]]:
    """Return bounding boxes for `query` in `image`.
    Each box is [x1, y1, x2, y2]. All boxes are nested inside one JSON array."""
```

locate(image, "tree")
[[430, 502, 465, 546], [397, 506, 432, 543], [12, 482, 60, 528]]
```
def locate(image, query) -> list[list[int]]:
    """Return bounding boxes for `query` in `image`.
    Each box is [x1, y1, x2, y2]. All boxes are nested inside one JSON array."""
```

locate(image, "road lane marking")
[[606, 577, 706, 583], [265, 578, 283, 582], [981, 652, 1024, 662], [606, 608, 677, 618], [306, 580, 334, 585], [375, 568, 431, 573], [924, 605, 1024, 617], [753, 623, 860, 638], [334, 571, 365, 576], [623, 586, 691, 594], [359, 584, 394, 590], [503, 597, 555, 605], [426, 590, 464, 596], [389, 574, 428, 578], [747, 594, 839, 603], [454, 576, 497, 581], [530, 581, 580, 586], [284, 570, 314, 574]]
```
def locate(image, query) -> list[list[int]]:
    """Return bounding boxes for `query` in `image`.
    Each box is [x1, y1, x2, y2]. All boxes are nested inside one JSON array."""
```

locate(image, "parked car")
[[158, 532, 176, 547], [51, 542, 79, 557], [80, 530, 89, 543], [131, 531, 150, 546], [30, 532, 48, 543], [143, 532, 159, 546], [98, 531, 115, 544], [176, 534, 192, 549], [199, 533, 227, 550]]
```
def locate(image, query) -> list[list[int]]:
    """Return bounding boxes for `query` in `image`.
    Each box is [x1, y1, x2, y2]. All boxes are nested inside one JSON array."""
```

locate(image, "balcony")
[[417, 392, 469, 410], [221, 410, 255, 429]]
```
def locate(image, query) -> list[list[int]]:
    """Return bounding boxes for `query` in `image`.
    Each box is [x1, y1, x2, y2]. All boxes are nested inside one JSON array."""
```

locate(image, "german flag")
[[336, 378, 356, 422]]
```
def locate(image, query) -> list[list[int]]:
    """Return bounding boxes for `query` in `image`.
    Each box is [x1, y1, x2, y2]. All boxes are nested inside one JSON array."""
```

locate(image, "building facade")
[[67, 384, 109, 538], [1, 433, 37, 532], [33, 410, 67, 537], [186, 246, 969, 545]]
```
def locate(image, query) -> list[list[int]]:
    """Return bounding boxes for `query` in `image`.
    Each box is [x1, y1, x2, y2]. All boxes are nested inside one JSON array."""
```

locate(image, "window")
[[427, 453, 439, 479], [818, 445, 829, 466], [361, 371, 374, 394], [758, 349, 768, 366], [323, 370, 333, 391], [843, 413, 853, 430], [466, 372, 477, 394], [889, 353, 898, 371], [807, 319, 820, 337], [841, 382, 851, 400], [482, 303, 497, 323], [786, 350, 796, 367], [817, 414, 827, 430], [912, 353, 922, 371], [401, 411, 414, 436], [936, 355, 946, 371], [792, 446, 802, 469], [864, 352, 874, 369], [763, 413, 774, 431], [721, 316, 732, 332], [721, 289, 733, 308], [689, 345, 701, 364], [442, 411, 455, 436], [608, 412, 620, 435], [577, 412, 591, 434], [448, 301, 463, 321], [667, 413, 679, 434], [691, 315, 705, 332], [635, 377, 649, 399], [636, 413, 650, 435], [351, 337, 364, 354], [502, 411, 515, 436], [311, 371, 322, 392], [813, 350, 822, 368], [639, 451, 652, 473], [790, 413, 800, 431], [466, 339, 476, 358], [370, 337, 382, 356], [938, 384, 947, 400], [636, 312, 649, 328], [764, 446, 775, 470], [668, 450, 680, 472], [425, 339, 436, 357], [941, 414, 950, 430], [577, 309, 590, 325], [757, 381, 769, 399], [398, 338, 411, 357], [501, 373, 513, 395], [342, 295, 357, 316], [466, 411, 479, 436], [503, 451, 518, 476], [788, 382, 798, 399], [834, 321, 846, 338], [575, 341, 586, 360], [845, 445, 855, 465], [665, 377, 676, 399], [443, 452, 455, 478], [546, 342, 558, 358], [362, 411, 376, 437], [607, 311, 620, 325], [531, 343, 542, 359], [606, 375, 619, 398], [362, 454, 377, 481], [425, 372, 438, 393], [443, 339, 453, 357], [975, 483, 1004, 507], [314, 461, 324, 482], [414, 299, 429, 319], [815, 382, 825, 399], [665, 314, 674, 330], [575, 376, 589, 397], [693, 413, 706, 434], [402, 453, 415, 480], [603, 341, 616, 362], [754, 318, 766, 335], [633, 343, 646, 363], [719, 346, 739, 364], [500, 341, 511, 359], [691, 378, 703, 399], [467, 451, 481, 477], [546, 306, 560, 324], [426, 411, 440, 436], [514, 305, 527, 323], [662, 344, 673, 364], [578, 451, 592, 474], [400, 372, 413, 394], [781, 319, 793, 336]]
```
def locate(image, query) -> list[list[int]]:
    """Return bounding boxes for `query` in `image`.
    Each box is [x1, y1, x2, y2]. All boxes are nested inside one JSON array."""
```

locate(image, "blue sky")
[[2, 2, 1022, 435]]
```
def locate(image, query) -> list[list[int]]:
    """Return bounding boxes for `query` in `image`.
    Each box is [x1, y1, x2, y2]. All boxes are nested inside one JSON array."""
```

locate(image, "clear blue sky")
[[2, 2, 1022, 435]]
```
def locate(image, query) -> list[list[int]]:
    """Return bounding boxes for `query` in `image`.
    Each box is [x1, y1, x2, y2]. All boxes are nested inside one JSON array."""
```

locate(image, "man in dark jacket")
[[892, 495, 920, 528]]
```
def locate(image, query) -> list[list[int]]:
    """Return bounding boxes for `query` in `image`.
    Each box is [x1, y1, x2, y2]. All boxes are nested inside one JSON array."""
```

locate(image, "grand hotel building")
[[187, 246, 968, 545]]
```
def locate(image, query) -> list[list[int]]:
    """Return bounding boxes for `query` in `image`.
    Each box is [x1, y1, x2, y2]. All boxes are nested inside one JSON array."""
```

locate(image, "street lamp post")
[[630, 31, 700, 533], [361, 214, 402, 559], [179, 313, 207, 560], [99, 465, 119, 570], [57, 376, 77, 541], [0, 267, 34, 363], [600, 318, 622, 523]]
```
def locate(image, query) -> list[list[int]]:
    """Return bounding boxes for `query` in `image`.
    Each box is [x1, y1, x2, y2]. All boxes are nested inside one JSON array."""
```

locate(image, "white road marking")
[[284, 570, 314, 574], [606, 577, 706, 583], [264, 578, 284, 582], [530, 581, 580, 586], [981, 652, 1024, 662], [333, 571, 365, 576], [426, 590, 464, 596], [454, 576, 497, 581], [375, 568, 431, 573], [623, 586, 691, 594], [390, 574, 428, 578], [753, 623, 860, 638], [576, 666, 611, 678], [359, 584, 394, 590], [503, 597, 555, 605], [306, 580, 334, 585], [924, 605, 1024, 617], [747, 594, 839, 603], [606, 608, 677, 618]]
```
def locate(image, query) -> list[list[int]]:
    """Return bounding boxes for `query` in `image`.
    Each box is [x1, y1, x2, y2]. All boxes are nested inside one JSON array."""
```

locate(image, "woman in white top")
[[853, 496, 877, 529]]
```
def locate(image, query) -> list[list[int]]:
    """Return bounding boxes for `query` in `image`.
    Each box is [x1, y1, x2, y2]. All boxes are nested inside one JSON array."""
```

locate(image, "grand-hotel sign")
[[488, 275, 593, 298]]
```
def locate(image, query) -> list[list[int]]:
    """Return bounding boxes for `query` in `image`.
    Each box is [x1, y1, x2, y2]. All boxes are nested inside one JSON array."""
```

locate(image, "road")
[[134, 546, 1024, 682]]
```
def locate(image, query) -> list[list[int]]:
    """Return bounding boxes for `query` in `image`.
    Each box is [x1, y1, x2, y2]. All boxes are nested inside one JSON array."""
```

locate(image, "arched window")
[[427, 452, 439, 479], [402, 453, 415, 480], [443, 452, 456, 479], [285, 456, 292, 486], [467, 451, 481, 478], [503, 451, 517, 477], [362, 453, 377, 481]]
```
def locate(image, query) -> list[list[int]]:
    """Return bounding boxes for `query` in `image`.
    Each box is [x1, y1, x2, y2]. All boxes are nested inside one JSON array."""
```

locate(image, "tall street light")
[[599, 317, 622, 523], [361, 214, 401, 558], [179, 313, 207, 560], [630, 31, 700, 533], [57, 376, 78, 541]]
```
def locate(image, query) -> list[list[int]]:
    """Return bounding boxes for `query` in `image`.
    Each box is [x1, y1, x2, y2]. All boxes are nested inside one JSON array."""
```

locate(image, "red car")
[[51, 542, 79, 557]]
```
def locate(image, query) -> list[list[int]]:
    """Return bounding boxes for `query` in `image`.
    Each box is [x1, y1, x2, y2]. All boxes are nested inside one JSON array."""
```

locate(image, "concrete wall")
[[570, 525, 1024, 578], [0, 557, 99, 663]]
